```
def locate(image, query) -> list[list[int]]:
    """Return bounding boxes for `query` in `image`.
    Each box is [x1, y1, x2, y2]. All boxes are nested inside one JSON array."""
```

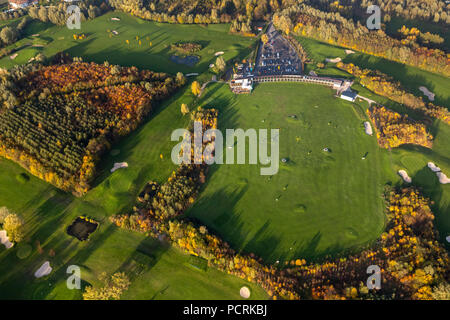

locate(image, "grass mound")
[[16, 244, 32, 259]]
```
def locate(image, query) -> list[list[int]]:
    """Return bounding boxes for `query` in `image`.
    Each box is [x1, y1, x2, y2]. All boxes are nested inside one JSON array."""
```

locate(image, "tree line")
[[273, 4, 449, 77]]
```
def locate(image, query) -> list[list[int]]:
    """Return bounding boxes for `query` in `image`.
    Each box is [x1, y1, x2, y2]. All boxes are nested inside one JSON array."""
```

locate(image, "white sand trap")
[[185, 73, 199, 77], [325, 57, 342, 63], [111, 17, 121, 21], [427, 162, 441, 172], [309, 70, 318, 76], [112, 30, 119, 35], [10, 53, 18, 60], [240, 286, 251, 299], [436, 172, 450, 184], [215, 51, 224, 56], [398, 170, 412, 183], [34, 261, 52, 278], [111, 162, 128, 173], [446, 235, 450, 243], [209, 64, 215, 68], [364, 121, 373, 135], [345, 49, 355, 54], [0, 230, 13, 249], [32, 34, 40, 37], [419, 86, 435, 101]]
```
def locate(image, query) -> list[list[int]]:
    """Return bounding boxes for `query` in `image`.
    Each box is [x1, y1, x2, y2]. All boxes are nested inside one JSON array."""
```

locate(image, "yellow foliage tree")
[[191, 81, 201, 97]]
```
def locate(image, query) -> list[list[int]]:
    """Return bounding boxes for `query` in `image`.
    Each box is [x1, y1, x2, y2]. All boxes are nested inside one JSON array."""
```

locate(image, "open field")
[[0, 12, 256, 81], [0, 84, 268, 300], [186, 82, 391, 263]]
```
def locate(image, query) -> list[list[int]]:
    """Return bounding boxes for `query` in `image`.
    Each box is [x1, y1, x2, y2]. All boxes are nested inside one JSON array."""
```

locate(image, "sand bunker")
[[325, 57, 342, 63], [419, 86, 435, 101], [427, 162, 441, 172], [309, 70, 318, 76], [112, 30, 119, 35], [427, 162, 450, 184], [111, 17, 121, 21], [345, 49, 355, 54], [111, 162, 128, 173], [446, 235, 450, 243], [0, 230, 13, 249], [34, 261, 52, 278], [185, 73, 199, 77], [364, 121, 373, 135], [240, 286, 251, 299], [436, 172, 450, 184], [215, 51, 224, 56], [10, 53, 18, 60], [32, 34, 40, 37], [209, 63, 215, 68], [398, 170, 412, 183]]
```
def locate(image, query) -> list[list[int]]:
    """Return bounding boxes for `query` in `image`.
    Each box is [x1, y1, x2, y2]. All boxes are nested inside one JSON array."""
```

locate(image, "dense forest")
[[273, 4, 449, 77], [0, 58, 185, 195]]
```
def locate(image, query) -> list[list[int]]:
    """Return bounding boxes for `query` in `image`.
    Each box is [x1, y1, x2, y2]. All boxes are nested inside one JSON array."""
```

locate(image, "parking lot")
[[255, 24, 303, 76]]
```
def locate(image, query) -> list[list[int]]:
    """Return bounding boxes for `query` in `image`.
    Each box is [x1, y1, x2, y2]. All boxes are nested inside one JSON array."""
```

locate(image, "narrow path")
[[357, 94, 377, 106], [198, 79, 218, 97]]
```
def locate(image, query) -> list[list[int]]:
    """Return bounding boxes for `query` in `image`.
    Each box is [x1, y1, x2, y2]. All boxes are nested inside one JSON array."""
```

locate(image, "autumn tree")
[[261, 34, 269, 44], [176, 72, 185, 85], [0, 26, 18, 45], [3, 213, 24, 242], [181, 103, 189, 115], [83, 272, 130, 300], [0, 206, 9, 224], [191, 81, 201, 96], [215, 56, 226, 73]]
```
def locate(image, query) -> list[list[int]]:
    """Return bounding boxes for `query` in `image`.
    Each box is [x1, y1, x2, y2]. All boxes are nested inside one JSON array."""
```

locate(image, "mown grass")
[[186, 82, 390, 263]]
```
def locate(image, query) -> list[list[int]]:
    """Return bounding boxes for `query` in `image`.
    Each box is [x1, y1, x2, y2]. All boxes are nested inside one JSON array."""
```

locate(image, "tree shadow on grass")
[[114, 236, 170, 282], [26, 190, 74, 240]]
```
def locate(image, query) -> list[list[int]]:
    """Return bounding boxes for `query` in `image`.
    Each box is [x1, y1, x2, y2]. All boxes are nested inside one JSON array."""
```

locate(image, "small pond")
[[67, 217, 98, 241], [170, 55, 199, 67]]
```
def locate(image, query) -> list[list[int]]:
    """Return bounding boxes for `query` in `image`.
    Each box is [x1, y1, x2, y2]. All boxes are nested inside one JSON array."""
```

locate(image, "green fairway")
[[296, 36, 450, 109], [0, 84, 268, 300], [186, 82, 390, 263], [0, 12, 256, 81]]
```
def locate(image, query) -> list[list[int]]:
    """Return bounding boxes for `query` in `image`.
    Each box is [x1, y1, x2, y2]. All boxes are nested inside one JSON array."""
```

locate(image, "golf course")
[[0, 8, 448, 300]]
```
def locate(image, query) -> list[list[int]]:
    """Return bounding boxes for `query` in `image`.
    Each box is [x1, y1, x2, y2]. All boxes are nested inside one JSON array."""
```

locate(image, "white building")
[[340, 90, 357, 102], [230, 77, 253, 94]]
